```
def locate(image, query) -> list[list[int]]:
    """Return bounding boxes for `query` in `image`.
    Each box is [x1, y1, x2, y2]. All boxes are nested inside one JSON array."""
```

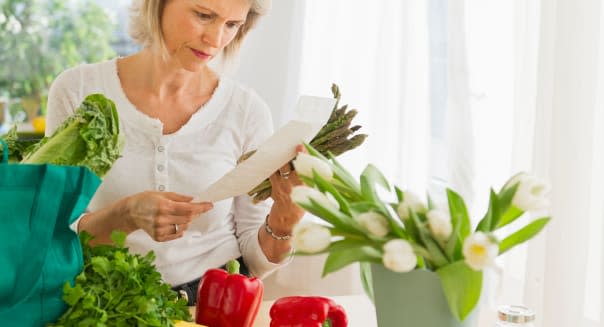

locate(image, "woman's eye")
[[226, 22, 242, 30], [195, 12, 214, 22]]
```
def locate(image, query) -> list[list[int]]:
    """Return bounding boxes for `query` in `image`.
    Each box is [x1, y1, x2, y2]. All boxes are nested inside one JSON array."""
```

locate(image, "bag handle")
[[0, 139, 7, 163]]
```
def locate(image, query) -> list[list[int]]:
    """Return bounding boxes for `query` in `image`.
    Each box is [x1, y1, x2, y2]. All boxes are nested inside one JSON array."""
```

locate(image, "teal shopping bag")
[[0, 140, 101, 326]]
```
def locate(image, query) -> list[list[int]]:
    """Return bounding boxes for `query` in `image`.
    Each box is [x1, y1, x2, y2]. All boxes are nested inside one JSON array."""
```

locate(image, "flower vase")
[[371, 264, 477, 327]]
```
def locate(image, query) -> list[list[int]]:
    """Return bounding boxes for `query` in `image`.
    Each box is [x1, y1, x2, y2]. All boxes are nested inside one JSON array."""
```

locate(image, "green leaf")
[[444, 217, 463, 262], [446, 189, 471, 240], [496, 206, 524, 229], [411, 211, 449, 267], [323, 245, 382, 277], [495, 182, 523, 228], [327, 153, 362, 194], [400, 211, 422, 244], [359, 262, 375, 303], [395, 186, 404, 202], [110, 230, 127, 248], [350, 201, 381, 214], [437, 261, 483, 321], [444, 189, 470, 261], [328, 238, 375, 252], [312, 170, 352, 216], [499, 217, 551, 254], [63, 283, 85, 306], [360, 164, 390, 203], [297, 199, 363, 235], [476, 189, 499, 232], [380, 205, 408, 239]]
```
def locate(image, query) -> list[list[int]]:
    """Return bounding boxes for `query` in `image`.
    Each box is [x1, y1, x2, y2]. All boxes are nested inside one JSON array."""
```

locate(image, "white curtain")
[[519, 0, 604, 325], [237, 0, 603, 325], [254, 0, 434, 300]]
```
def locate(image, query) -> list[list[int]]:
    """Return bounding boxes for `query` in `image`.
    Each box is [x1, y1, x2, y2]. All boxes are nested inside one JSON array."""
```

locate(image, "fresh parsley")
[[49, 231, 192, 326]]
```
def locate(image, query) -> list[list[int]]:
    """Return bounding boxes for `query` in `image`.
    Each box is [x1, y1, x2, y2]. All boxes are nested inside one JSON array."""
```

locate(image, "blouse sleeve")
[[232, 91, 293, 278], [45, 67, 82, 136]]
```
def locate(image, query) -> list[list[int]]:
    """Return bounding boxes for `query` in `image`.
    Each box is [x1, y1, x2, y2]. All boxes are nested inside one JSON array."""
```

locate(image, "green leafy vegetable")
[[0, 125, 38, 162], [21, 93, 124, 178], [49, 231, 191, 326]]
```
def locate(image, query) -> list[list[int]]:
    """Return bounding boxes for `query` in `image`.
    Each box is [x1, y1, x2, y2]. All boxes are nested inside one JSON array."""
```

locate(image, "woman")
[[45, 0, 304, 304]]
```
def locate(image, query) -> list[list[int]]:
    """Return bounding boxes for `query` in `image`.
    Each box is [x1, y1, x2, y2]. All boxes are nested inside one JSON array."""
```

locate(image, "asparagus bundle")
[[242, 84, 368, 203]]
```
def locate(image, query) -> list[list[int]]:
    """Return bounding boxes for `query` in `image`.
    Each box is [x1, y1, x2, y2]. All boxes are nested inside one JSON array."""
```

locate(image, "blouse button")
[[158, 185, 166, 192], [157, 164, 165, 172], [157, 145, 165, 152]]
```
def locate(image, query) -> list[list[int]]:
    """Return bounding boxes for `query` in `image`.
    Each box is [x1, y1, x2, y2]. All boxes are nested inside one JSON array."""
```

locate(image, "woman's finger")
[[155, 214, 195, 227], [153, 222, 190, 241], [295, 144, 306, 153], [161, 192, 194, 202], [161, 200, 213, 216]]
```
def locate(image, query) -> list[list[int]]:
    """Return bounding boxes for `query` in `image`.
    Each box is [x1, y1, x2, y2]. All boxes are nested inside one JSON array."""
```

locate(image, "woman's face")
[[160, 0, 251, 70]]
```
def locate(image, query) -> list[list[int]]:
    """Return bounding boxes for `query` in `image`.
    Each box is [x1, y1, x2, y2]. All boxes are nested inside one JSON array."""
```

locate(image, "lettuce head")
[[21, 94, 124, 178]]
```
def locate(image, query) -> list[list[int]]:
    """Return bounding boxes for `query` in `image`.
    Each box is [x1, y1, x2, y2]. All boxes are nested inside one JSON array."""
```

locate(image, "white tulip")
[[291, 185, 339, 210], [426, 209, 453, 240], [357, 212, 390, 237], [463, 232, 499, 271], [293, 152, 333, 182], [382, 239, 417, 272], [292, 221, 332, 253], [506, 173, 550, 212], [396, 191, 427, 220]]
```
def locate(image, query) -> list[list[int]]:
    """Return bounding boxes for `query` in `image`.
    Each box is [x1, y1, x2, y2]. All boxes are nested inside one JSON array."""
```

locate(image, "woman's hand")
[[266, 144, 306, 236], [124, 191, 213, 242]]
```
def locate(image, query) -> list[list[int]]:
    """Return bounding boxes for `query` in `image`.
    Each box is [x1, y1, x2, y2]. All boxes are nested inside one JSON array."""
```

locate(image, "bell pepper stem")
[[322, 319, 332, 327], [226, 259, 240, 275]]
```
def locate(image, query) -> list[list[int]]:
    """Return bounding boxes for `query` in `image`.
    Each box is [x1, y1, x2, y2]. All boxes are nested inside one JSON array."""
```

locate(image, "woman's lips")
[[191, 48, 211, 60]]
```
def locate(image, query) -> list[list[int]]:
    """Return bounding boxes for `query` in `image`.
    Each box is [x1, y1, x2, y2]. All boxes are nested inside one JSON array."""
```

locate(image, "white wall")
[[229, 1, 306, 127]]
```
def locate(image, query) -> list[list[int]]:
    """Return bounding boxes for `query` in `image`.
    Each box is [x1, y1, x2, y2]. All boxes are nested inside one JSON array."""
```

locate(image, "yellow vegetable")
[[31, 116, 46, 133]]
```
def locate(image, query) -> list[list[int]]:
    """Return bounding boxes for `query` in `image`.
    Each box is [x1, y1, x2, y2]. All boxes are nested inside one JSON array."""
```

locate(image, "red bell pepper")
[[269, 296, 348, 327], [195, 260, 263, 327]]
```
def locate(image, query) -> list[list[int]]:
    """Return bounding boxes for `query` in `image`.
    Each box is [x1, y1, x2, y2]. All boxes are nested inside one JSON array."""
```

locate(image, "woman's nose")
[[202, 23, 224, 48]]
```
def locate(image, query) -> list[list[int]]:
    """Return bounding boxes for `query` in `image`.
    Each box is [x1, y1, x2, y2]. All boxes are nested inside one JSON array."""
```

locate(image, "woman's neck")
[[124, 48, 215, 100]]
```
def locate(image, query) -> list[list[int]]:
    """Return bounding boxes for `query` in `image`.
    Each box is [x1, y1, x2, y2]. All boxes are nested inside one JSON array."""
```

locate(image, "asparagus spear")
[[240, 83, 368, 203]]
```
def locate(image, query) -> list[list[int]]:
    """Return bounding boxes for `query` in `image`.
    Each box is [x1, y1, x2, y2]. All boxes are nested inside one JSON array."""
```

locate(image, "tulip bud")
[[357, 212, 390, 237], [292, 221, 332, 253], [426, 209, 452, 240], [293, 152, 333, 182], [396, 192, 427, 220], [291, 186, 340, 210], [463, 232, 499, 271], [505, 173, 550, 212], [382, 239, 417, 272]]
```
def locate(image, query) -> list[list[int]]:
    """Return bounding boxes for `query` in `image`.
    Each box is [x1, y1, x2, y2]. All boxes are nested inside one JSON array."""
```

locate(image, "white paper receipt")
[[195, 95, 336, 202]]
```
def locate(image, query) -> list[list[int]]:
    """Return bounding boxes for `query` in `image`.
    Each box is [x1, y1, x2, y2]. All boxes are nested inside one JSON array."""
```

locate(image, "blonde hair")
[[129, 0, 271, 60]]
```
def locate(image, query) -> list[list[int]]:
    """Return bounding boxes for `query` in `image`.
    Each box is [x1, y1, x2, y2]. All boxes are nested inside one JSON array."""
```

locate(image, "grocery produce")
[[269, 296, 348, 327], [0, 125, 36, 162], [242, 84, 367, 203], [49, 231, 192, 327], [196, 260, 263, 327], [18, 93, 123, 177]]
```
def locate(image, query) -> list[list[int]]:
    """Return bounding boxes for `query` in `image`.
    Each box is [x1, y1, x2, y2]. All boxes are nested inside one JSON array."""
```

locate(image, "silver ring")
[[279, 170, 291, 179], [173, 224, 179, 233]]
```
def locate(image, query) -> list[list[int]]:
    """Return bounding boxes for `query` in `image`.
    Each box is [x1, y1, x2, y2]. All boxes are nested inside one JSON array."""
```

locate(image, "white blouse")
[[46, 58, 287, 285]]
